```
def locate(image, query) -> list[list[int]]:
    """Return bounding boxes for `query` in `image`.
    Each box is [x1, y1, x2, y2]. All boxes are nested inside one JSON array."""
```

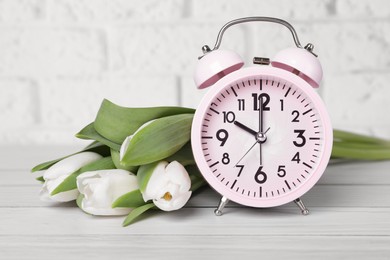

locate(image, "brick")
[[39, 76, 178, 127], [250, 21, 390, 75], [47, 0, 107, 23], [336, 0, 390, 18], [47, 0, 186, 23], [180, 76, 208, 109], [192, 0, 336, 21], [323, 72, 390, 130], [0, 28, 107, 77], [0, 78, 37, 128], [0, 0, 45, 23], [0, 126, 89, 145], [109, 24, 247, 76], [108, 0, 185, 22]]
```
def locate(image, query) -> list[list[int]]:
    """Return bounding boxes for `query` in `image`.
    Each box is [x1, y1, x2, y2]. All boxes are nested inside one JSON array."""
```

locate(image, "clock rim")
[[191, 65, 333, 208]]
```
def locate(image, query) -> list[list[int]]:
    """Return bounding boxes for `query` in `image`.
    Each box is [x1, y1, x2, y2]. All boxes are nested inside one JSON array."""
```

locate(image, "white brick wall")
[[0, 0, 389, 146]]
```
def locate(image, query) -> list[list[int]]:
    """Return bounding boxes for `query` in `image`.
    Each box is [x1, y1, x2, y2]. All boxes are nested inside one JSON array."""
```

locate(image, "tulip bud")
[[77, 169, 138, 216], [138, 161, 192, 211], [40, 152, 102, 202], [119, 114, 193, 166]]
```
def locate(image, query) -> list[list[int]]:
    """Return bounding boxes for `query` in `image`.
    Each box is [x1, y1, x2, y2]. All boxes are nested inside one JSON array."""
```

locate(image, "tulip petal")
[[76, 169, 139, 216], [51, 157, 115, 196], [31, 141, 110, 173]]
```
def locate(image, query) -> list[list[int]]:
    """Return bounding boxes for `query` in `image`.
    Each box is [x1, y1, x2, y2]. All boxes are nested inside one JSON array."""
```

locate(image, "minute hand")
[[233, 121, 257, 137]]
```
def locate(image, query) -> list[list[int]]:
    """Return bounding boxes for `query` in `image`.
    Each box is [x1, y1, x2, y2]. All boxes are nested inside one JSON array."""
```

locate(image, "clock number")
[[223, 111, 235, 123], [293, 129, 306, 147], [292, 110, 300, 122], [252, 93, 270, 111], [236, 165, 244, 177], [280, 99, 284, 111], [277, 165, 286, 177], [254, 166, 267, 184], [216, 129, 229, 146], [292, 152, 301, 164], [222, 153, 230, 165], [238, 99, 245, 111]]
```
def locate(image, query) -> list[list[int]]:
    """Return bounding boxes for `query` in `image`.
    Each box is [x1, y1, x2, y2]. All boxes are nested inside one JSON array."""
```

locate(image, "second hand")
[[235, 127, 270, 166]]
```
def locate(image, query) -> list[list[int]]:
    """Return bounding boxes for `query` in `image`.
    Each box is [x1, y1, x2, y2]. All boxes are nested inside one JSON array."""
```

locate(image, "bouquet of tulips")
[[32, 99, 390, 226]]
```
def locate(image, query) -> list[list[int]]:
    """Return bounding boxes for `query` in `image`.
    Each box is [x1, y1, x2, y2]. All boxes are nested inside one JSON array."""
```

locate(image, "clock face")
[[192, 67, 332, 207]]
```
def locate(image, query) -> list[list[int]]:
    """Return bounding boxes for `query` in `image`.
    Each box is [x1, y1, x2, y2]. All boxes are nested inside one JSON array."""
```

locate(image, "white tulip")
[[40, 152, 102, 202], [142, 161, 192, 211], [77, 169, 138, 216]]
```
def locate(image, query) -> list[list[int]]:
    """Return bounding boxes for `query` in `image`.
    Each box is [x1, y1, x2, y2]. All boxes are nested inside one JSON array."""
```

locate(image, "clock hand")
[[235, 140, 258, 166], [234, 121, 257, 137], [259, 95, 264, 133], [259, 96, 264, 166], [234, 127, 270, 167]]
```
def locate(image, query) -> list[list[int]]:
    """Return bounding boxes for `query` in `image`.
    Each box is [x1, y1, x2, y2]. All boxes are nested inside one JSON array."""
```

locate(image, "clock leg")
[[214, 196, 229, 216], [294, 198, 310, 215]]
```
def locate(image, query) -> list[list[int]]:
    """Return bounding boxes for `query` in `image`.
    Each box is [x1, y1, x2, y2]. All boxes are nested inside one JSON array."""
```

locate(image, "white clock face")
[[196, 74, 330, 206]]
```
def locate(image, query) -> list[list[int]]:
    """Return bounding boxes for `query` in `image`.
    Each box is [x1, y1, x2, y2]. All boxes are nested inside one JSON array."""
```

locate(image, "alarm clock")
[[191, 17, 333, 216]]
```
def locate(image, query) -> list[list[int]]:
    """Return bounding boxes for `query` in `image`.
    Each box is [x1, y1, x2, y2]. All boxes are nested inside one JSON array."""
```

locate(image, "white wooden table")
[[1, 146, 390, 259]]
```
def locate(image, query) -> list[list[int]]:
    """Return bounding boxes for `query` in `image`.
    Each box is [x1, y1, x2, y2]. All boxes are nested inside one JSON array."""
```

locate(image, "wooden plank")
[[0, 146, 83, 170], [320, 160, 390, 185], [0, 207, 389, 236], [2, 184, 389, 208], [1, 235, 389, 260]]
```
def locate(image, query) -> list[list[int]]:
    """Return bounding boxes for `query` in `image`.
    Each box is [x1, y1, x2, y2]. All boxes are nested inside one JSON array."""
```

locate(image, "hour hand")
[[234, 121, 257, 137]]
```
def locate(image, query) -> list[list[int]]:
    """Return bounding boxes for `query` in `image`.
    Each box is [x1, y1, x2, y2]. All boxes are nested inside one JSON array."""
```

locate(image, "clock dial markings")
[[284, 87, 291, 97], [231, 87, 238, 97], [209, 107, 220, 115], [231, 179, 238, 189], [209, 161, 220, 168], [303, 162, 312, 169], [200, 75, 326, 201], [285, 180, 292, 190], [303, 108, 313, 115]]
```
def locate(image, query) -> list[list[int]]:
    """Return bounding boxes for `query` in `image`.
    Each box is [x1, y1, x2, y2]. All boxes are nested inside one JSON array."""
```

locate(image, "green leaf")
[[31, 141, 110, 173], [122, 203, 156, 227], [112, 189, 145, 208], [165, 142, 195, 166], [35, 176, 44, 182], [76, 123, 121, 151], [110, 149, 138, 172], [94, 99, 195, 144], [333, 129, 390, 145], [137, 162, 160, 193], [51, 157, 115, 195], [121, 114, 194, 166], [332, 142, 390, 160]]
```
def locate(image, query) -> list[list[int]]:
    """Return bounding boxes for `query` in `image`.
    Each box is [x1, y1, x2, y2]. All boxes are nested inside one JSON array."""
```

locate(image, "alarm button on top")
[[194, 49, 244, 89]]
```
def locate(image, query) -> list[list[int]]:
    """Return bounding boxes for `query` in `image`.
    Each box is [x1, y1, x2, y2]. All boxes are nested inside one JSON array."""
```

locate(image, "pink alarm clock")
[[191, 17, 333, 216]]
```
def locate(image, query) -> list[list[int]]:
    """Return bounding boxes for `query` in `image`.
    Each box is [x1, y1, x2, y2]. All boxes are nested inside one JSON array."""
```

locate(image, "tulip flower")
[[76, 169, 139, 216], [139, 161, 192, 211], [40, 152, 102, 202]]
